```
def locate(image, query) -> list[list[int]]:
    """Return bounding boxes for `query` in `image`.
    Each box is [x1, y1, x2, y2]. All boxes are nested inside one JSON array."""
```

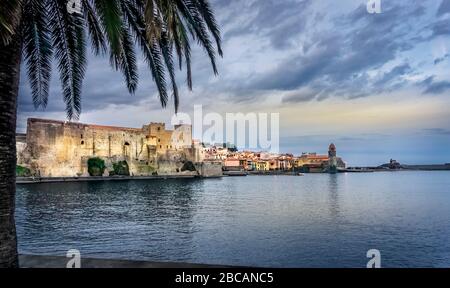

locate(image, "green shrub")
[[16, 165, 31, 177], [181, 161, 196, 172], [135, 164, 156, 175], [87, 157, 106, 176], [111, 161, 130, 176]]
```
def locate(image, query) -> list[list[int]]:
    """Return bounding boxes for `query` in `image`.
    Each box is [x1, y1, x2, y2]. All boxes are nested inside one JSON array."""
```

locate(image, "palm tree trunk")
[[0, 25, 22, 268]]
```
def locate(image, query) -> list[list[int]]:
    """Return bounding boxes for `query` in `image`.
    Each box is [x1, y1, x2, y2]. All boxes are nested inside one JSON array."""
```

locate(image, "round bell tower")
[[328, 143, 337, 173]]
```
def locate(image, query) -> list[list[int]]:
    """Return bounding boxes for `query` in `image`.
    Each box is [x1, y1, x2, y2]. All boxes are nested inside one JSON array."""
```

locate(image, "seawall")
[[17, 174, 205, 184]]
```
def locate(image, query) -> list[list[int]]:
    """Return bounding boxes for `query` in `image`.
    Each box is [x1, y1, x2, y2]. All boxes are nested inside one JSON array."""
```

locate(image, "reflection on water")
[[16, 172, 450, 267]]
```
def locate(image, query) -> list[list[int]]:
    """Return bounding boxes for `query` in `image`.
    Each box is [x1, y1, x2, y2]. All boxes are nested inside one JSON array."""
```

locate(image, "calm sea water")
[[15, 171, 450, 267]]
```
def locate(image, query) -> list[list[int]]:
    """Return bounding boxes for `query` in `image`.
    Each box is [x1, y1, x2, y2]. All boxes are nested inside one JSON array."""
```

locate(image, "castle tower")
[[328, 143, 337, 173]]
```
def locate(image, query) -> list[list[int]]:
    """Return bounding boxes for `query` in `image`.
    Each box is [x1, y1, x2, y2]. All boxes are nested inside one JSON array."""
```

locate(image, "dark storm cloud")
[[430, 18, 450, 37], [222, 0, 313, 49], [282, 90, 319, 103], [421, 76, 450, 94], [437, 0, 450, 16], [434, 54, 449, 65], [239, 1, 431, 103], [418, 76, 450, 94], [424, 81, 450, 94], [252, 34, 339, 91]]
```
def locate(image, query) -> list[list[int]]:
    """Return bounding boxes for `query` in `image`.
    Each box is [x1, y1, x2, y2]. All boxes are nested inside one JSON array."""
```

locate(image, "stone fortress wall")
[[16, 118, 215, 177]]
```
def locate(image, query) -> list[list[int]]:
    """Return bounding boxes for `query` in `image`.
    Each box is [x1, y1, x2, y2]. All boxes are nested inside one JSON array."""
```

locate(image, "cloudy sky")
[[17, 0, 450, 165]]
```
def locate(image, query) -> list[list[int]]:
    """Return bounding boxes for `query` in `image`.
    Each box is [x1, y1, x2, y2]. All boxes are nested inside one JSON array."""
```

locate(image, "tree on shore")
[[0, 0, 222, 267]]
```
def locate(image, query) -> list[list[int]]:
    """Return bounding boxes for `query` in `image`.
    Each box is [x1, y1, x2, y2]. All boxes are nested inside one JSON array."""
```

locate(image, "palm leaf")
[[159, 34, 179, 112], [82, 0, 107, 55], [118, 25, 139, 94], [49, 0, 86, 119], [122, 0, 168, 106], [174, 0, 218, 75], [22, 0, 53, 109], [94, 0, 123, 65], [173, 11, 193, 89], [193, 0, 222, 56]]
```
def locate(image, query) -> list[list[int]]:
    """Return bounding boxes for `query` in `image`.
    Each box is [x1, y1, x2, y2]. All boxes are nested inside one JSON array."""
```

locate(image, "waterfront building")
[[16, 118, 213, 177], [294, 144, 346, 173], [246, 159, 254, 171], [294, 153, 329, 167], [223, 158, 247, 171], [255, 161, 270, 171], [203, 145, 230, 160], [267, 159, 278, 170], [192, 140, 207, 163], [278, 155, 294, 171], [204, 143, 346, 173]]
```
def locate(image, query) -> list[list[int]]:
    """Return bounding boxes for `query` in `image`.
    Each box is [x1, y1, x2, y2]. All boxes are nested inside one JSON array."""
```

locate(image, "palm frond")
[[193, 0, 222, 56], [22, 0, 53, 109], [118, 25, 139, 94], [94, 0, 123, 65], [49, 0, 86, 119], [122, 0, 168, 106], [148, 40, 168, 107], [173, 10, 193, 89], [174, 0, 218, 75], [143, 1, 180, 110], [82, 0, 107, 55], [145, 0, 165, 41], [73, 13, 87, 111], [159, 34, 179, 112]]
